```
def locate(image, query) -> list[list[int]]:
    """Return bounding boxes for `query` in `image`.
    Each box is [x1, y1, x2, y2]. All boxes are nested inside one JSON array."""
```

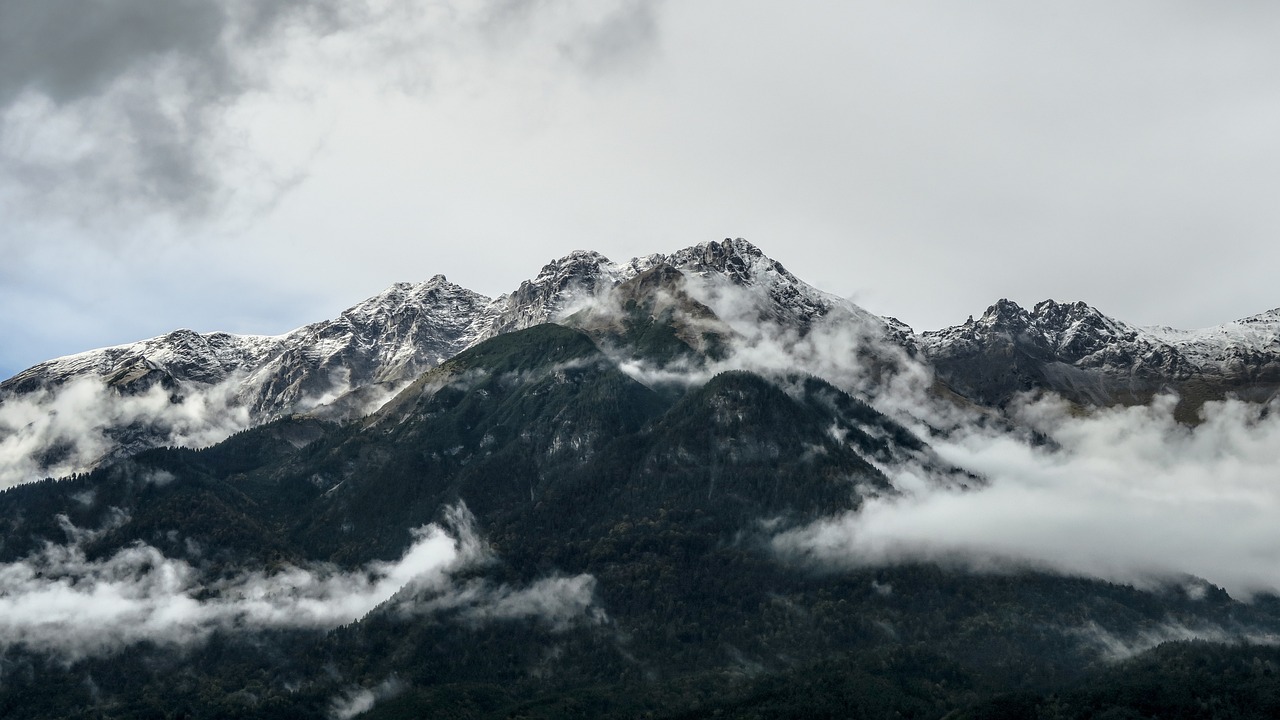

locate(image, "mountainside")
[[4, 322, 1280, 719], [1, 239, 908, 487], [2, 274, 495, 409]]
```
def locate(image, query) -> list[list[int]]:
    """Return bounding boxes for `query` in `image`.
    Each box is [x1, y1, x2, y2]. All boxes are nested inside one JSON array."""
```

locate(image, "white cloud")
[[0, 503, 602, 661], [0, 376, 253, 488], [775, 394, 1280, 599]]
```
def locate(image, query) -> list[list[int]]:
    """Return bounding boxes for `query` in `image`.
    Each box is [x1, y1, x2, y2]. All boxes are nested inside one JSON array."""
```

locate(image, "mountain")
[[2, 274, 495, 410], [917, 298, 1280, 419], [4, 238, 1278, 486], [0, 275, 497, 486], [1, 239, 909, 487], [4, 241, 1280, 718]]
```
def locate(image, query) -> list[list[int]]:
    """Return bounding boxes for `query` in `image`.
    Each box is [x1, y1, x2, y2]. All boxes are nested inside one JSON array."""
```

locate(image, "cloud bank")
[[0, 503, 601, 661], [776, 394, 1280, 599]]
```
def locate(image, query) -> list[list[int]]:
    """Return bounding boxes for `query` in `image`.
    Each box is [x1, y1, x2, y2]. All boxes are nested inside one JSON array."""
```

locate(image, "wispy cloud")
[[0, 376, 253, 488], [329, 677, 406, 720], [1073, 620, 1280, 662]]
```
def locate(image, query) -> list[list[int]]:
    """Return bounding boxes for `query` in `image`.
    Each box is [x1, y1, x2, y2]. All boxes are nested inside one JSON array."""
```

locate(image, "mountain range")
[[1, 238, 1279, 719], [4, 238, 1276, 484]]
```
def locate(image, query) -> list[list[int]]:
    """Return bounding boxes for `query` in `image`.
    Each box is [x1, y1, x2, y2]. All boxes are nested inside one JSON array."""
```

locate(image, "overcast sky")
[[3, 1, 1279, 380]]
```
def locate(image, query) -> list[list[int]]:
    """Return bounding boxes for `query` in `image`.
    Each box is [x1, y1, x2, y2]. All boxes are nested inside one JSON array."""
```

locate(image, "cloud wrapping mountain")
[[776, 393, 1280, 598], [3, 239, 1279, 637]]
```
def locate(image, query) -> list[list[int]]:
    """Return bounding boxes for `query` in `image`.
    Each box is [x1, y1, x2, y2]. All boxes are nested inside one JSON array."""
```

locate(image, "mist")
[[0, 360, 408, 489], [602, 270, 931, 408], [0, 376, 253, 488]]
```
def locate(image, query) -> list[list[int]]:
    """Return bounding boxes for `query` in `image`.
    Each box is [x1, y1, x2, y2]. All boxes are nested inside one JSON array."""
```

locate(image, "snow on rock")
[[471, 238, 885, 345], [0, 276, 496, 484], [1143, 308, 1280, 378], [6, 235, 1272, 486]]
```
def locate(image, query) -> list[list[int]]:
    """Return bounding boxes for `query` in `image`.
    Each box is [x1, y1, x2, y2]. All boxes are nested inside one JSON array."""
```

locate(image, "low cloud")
[[0, 503, 602, 661], [402, 573, 606, 632], [0, 363, 404, 488], [0, 515, 460, 660], [567, 266, 1280, 602], [603, 273, 933, 407], [1074, 620, 1280, 662], [0, 376, 253, 488], [775, 394, 1280, 599]]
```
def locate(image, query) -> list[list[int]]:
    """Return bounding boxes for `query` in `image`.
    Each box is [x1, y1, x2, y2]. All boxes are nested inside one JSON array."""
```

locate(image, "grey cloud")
[[559, 0, 663, 76], [0, 0, 230, 106], [0, 0, 293, 220], [0, 0, 667, 225]]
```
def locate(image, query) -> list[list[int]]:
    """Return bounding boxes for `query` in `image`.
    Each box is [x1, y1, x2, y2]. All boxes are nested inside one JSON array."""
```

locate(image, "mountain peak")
[[1031, 299, 1106, 324], [532, 250, 616, 280], [978, 299, 1032, 326], [1032, 298, 1089, 315], [667, 237, 778, 282]]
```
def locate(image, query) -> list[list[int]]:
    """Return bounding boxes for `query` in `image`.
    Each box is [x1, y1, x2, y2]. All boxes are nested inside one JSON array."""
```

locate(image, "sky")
[[3, 1, 1280, 380]]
